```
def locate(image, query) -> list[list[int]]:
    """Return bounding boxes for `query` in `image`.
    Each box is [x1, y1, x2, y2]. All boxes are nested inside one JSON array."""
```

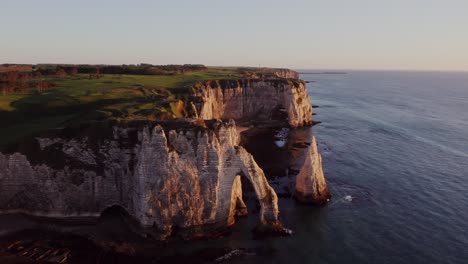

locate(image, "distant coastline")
[[297, 71, 347, 75]]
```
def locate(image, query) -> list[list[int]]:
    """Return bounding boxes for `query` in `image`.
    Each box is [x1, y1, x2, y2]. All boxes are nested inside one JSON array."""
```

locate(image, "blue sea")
[[303, 71, 468, 263], [211, 71, 468, 264]]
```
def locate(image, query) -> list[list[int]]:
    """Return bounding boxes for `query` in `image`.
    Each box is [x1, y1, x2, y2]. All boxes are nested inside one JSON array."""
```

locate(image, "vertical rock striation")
[[0, 121, 280, 239], [295, 136, 331, 204], [271, 69, 300, 79], [191, 79, 313, 128], [133, 120, 280, 237]]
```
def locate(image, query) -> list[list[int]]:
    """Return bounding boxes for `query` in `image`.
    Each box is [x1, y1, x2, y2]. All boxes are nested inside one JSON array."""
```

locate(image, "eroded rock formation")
[[191, 79, 313, 128], [295, 136, 331, 204], [271, 69, 300, 79], [228, 176, 248, 225], [0, 120, 280, 239], [0, 69, 331, 240]]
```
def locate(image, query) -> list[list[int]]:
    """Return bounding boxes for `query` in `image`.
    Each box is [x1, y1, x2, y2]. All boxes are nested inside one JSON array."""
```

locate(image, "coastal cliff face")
[[191, 79, 313, 128], [270, 69, 299, 79], [0, 121, 280, 239], [245, 68, 299, 79], [295, 136, 331, 204], [0, 69, 330, 242]]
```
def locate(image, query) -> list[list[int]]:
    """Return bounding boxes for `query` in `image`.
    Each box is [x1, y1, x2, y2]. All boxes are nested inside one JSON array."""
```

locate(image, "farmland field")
[[0, 67, 263, 147]]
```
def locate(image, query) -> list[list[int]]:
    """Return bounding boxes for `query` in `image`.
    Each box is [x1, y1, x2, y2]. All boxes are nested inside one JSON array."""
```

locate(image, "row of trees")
[[0, 66, 102, 95], [88, 68, 102, 79], [35, 64, 207, 76], [0, 64, 208, 95], [36, 67, 79, 76], [0, 71, 55, 95]]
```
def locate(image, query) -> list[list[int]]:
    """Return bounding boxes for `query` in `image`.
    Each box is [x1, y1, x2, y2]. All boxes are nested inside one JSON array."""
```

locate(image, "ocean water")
[[216, 71, 468, 264], [285, 71, 468, 264]]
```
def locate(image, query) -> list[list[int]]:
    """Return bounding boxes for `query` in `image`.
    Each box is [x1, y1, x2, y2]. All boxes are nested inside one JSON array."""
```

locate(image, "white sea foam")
[[216, 249, 243, 262], [274, 140, 286, 148], [283, 228, 294, 235]]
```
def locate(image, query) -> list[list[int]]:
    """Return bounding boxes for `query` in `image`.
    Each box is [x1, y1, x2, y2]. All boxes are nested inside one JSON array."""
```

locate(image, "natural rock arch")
[[99, 204, 132, 220], [0, 121, 283, 239], [227, 175, 248, 226], [216, 146, 280, 228]]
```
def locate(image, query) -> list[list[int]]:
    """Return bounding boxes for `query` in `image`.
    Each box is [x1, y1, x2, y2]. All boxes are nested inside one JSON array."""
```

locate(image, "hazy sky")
[[1, 0, 468, 71]]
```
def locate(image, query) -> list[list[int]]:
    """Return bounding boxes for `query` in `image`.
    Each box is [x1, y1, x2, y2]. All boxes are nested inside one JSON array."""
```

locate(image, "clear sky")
[[1, 0, 468, 71]]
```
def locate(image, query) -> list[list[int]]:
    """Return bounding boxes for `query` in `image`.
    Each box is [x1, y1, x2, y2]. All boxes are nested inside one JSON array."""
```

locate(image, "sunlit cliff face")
[[192, 79, 313, 128], [0, 121, 281, 239]]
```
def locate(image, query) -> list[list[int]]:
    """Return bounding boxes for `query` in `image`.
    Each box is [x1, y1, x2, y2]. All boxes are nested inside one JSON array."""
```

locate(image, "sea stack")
[[295, 136, 331, 204]]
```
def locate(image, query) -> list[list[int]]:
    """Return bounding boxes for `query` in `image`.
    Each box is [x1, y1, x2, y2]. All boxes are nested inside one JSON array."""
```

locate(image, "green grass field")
[[0, 67, 256, 147]]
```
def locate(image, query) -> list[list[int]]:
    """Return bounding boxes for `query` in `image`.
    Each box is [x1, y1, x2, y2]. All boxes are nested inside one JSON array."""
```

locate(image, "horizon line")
[[1, 62, 467, 73]]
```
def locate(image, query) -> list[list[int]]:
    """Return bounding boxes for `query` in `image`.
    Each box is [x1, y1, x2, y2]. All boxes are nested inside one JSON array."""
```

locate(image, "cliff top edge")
[[0, 66, 303, 147]]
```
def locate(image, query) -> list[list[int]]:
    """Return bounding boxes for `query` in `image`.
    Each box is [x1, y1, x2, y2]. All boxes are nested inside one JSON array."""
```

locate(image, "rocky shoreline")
[[0, 69, 331, 262]]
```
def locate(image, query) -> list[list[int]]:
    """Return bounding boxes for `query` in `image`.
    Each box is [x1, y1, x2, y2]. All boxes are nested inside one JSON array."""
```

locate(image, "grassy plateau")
[[0, 66, 279, 147]]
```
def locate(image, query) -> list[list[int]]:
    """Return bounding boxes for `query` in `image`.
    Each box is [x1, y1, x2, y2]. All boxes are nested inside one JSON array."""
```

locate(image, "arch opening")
[[98, 205, 144, 237], [227, 173, 261, 226]]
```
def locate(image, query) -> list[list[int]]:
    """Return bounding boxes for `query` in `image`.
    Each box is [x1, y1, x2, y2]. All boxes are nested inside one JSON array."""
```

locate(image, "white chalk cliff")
[[0, 70, 330, 239], [0, 121, 280, 238], [191, 79, 313, 128], [295, 136, 331, 204]]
